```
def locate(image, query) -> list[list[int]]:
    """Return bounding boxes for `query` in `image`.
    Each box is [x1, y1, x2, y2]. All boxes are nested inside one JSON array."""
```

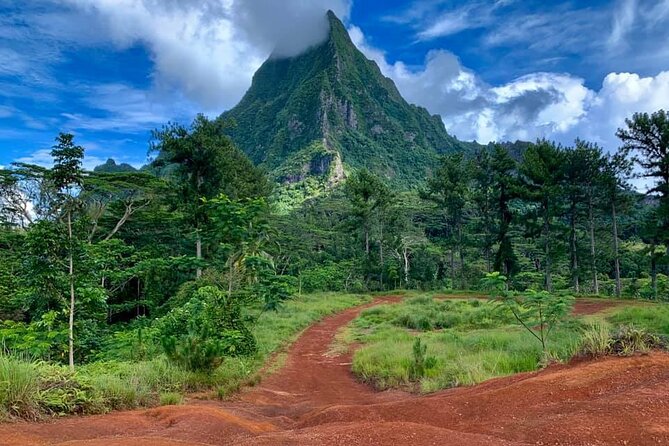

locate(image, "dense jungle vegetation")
[[0, 109, 668, 418]]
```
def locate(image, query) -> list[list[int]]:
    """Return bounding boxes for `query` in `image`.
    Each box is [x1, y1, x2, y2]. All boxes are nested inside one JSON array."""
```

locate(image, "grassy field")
[[347, 294, 666, 393], [0, 292, 371, 420]]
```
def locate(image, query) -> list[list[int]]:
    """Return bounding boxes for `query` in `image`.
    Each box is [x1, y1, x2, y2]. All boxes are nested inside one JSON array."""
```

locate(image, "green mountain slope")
[[221, 11, 474, 187]]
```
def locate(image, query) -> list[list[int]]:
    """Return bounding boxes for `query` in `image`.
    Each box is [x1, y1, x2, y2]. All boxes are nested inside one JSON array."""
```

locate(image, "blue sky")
[[1, 0, 669, 170]]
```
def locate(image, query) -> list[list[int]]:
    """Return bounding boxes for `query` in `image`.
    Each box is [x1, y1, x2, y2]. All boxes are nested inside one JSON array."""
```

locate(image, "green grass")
[[350, 295, 669, 394], [349, 296, 582, 393], [0, 292, 371, 419], [352, 324, 580, 393], [0, 355, 39, 419], [159, 392, 183, 406], [606, 306, 669, 336]]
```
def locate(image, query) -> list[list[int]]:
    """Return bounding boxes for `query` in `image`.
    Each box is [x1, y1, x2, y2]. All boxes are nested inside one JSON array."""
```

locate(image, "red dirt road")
[[3, 296, 669, 446]]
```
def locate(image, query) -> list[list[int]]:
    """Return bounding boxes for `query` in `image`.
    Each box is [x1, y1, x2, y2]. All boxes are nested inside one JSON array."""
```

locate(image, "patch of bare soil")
[[571, 298, 629, 315], [3, 296, 667, 446]]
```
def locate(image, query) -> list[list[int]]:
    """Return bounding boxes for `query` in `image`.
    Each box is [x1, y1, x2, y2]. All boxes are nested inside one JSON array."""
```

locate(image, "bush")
[[157, 286, 256, 371], [300, 261, 365, 293], [579, 324, 666, 357], [609, 326, 665, 356], [0, 311, 68, 361]]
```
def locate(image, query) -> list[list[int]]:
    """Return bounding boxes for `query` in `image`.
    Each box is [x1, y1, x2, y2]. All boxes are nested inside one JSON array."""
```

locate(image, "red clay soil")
[[3, 296, 668, 446], [571, 298, 630, 315]]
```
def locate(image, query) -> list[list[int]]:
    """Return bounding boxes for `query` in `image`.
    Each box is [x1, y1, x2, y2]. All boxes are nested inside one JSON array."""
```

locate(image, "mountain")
[[94, 159, 137, 173], [221, 11, 475, 188]]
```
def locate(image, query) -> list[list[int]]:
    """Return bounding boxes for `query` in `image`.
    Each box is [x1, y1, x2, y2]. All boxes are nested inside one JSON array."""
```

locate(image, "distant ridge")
[[93, 159, 137, 173]]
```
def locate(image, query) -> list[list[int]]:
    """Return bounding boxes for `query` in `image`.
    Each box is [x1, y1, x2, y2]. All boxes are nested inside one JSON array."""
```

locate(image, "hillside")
[[221, 11, 475, 187]]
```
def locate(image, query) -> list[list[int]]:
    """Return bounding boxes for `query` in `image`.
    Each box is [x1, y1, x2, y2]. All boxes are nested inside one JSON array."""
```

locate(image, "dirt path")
[[3, 296, 669, 446]]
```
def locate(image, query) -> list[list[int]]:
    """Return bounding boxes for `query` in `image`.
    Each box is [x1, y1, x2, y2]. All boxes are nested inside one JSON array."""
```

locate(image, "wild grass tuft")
[[579, 322, 613, 357], [159, 392, 183, 406], [0, 354, 39, 418]]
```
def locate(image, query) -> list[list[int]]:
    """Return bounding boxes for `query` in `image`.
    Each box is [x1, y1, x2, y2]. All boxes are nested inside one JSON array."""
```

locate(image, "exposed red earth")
[[3, 296, 668, 446]]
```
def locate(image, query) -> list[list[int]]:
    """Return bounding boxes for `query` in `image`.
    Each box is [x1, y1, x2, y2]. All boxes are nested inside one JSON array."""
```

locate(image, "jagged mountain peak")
[[221, 10, 472, 188]]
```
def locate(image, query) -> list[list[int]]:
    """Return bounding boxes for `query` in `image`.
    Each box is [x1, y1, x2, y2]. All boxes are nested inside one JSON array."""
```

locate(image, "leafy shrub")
[[37, 364, 100, 415], [0, 311, 68, 361], [483, 273, 574, 352], [157, 286, 256, 371], [609, 326, 665, 355], [639, 274, 669, 300], [301, 261, 364, 292]]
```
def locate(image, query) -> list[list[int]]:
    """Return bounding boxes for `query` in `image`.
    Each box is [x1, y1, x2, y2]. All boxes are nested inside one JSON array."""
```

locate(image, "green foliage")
[[579, 323, 665, 357], [50, 133, 84, 195], [483, 273, 574, 352], [608, 326, 665, 355], [157, 286, 256, 371], [159, 392, 183, 406], [617, 110, 669, 244], [579, 322, 613, 357], [301, 261, 364, 293], [357, 296, 514, 332], [0, 311, 68, 361]]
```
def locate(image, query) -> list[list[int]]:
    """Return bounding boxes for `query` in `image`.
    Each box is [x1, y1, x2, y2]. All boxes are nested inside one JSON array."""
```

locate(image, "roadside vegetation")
[[347, 294, 667, 393], [0, 292, 369, 420]]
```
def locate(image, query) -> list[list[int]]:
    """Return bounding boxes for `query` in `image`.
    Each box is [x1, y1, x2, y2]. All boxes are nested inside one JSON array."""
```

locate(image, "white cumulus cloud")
[[350, 26, 669, 151], [63, 0, 351, 110]]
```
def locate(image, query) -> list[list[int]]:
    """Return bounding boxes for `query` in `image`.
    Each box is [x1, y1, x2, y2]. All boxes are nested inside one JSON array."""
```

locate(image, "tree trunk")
[[365, 226, 370, 256], [379, 222, 384, 290], [450, 249, 456, 289], [403, 248, 410, 287], [458, 224, 466, 289], [196, 234, 202, 278], [67, 211, 75, 372], [228, 262, 234, 299], [651, 249, 658, 300], [588, 194, 599, 294], [569, 204, 579, 293], [612, 201, 622, 298], [103, 204, 133, 241], [544, 213, 552, 293]]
